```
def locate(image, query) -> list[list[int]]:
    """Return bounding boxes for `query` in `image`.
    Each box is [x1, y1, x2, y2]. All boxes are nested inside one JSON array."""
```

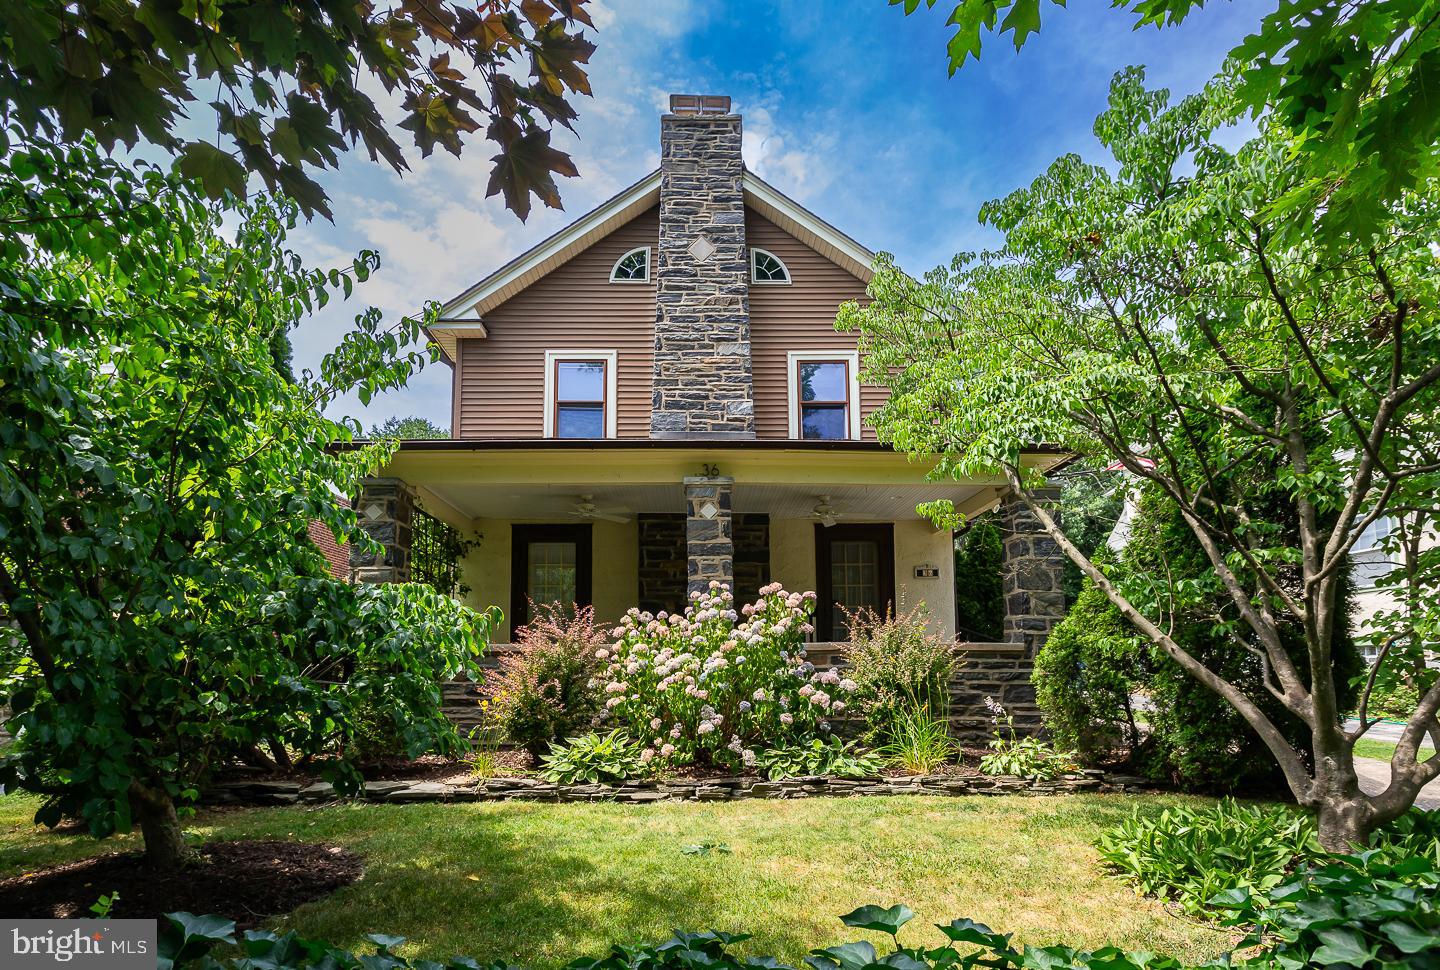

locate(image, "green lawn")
[[1353, 737, 1437, 762], [0, 793, 1233, 967]]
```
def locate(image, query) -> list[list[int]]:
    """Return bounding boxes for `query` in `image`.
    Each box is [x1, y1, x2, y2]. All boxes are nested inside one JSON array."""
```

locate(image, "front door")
[[510, 524, 592, 632], [815, 523, 895, 641]]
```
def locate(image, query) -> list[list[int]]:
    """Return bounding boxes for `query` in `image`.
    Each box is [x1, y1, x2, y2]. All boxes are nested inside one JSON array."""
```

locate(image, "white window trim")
[[543, 349, 618, 439], [786, 350, 861, 440], [751, 247, 791, 285], [609, 246, 651, 283]]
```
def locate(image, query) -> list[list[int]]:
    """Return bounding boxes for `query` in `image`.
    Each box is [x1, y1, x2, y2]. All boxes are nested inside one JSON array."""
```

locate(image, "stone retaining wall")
[[205, 770, 1154, 807]]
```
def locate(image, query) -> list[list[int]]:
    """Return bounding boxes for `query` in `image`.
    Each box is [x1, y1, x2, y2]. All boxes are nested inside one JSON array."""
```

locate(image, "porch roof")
[[365, 439, 1067, 530]]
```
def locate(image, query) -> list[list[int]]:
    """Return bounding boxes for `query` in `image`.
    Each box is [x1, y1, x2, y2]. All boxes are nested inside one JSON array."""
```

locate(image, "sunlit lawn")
[[1353, 737, 1436, 762], [0, 792, 1235, 967]]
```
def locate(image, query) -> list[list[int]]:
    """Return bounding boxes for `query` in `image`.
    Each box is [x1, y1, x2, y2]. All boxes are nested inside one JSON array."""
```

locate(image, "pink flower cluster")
[[595, 581, 852, 769]]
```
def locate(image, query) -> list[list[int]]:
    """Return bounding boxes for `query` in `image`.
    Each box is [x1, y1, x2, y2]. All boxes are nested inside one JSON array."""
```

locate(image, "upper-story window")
[[751, 248, 790, 284], [610, 247, 650, 283], [787, 351, 860, 440], [544, 350, 617, 438]]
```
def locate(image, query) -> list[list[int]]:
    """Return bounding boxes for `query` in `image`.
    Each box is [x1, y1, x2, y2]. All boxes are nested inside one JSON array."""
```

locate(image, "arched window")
[[610, 247, 650, 283], [750, 248, 790, 284]]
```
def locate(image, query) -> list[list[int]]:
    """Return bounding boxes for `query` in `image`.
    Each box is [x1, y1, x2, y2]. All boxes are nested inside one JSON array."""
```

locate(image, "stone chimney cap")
[[668, 94, 732, 116]]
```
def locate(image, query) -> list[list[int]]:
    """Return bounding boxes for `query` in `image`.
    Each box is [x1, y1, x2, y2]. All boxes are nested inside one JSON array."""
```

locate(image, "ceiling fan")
[[568, 494, 631, 524], [812, 495, 841, 528]]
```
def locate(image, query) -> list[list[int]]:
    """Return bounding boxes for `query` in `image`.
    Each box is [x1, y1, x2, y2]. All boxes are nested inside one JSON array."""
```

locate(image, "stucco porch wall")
[[461, 517, 639, 643], [459, 515, 956, 643], [770, 517, 957, 640]]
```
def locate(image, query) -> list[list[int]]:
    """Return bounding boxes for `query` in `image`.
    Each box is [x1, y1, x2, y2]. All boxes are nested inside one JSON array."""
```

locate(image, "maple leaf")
[[484, 125, 578, 221]]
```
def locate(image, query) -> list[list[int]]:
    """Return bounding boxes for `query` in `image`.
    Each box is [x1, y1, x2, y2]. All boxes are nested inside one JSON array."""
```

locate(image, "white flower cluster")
[[595, 581, 854, 770]]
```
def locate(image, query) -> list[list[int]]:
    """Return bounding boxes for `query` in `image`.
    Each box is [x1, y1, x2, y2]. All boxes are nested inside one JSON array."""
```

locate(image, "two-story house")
[[350, 96, 1067, 734]]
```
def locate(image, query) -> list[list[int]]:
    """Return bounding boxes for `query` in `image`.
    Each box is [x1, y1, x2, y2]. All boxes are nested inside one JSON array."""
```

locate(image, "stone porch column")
[[350, 476, 415, 583], [958, 487, 1067, 737], [684, 475, 734, 597], [999, 487, 1067, 652]]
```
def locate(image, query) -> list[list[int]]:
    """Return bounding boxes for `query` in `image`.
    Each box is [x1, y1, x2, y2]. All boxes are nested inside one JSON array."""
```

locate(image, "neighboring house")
[[308, 498, 350, 580], [1351, 515, 1439, 663], [349, 95, 1068, 735]]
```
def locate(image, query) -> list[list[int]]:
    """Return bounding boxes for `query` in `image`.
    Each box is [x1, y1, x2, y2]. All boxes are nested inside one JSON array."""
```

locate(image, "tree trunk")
[[1316, 794, 1374, 851], [128, 782, 194, 870]]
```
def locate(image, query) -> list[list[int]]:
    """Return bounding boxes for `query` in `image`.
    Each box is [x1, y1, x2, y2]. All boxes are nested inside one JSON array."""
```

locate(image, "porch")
[[353, 440, 1068, 738]]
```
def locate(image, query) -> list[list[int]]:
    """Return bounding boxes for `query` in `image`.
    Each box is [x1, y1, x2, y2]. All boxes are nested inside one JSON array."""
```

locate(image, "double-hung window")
[[787, 351, 860, 440], [545, 350, 617, 438]]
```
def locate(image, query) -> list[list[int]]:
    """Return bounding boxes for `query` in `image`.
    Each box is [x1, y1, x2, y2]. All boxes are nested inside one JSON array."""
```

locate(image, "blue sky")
[[291, 0, 1266, 431]]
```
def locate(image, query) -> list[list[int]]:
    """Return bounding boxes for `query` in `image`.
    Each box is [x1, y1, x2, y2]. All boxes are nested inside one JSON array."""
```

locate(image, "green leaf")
[[174, 141, 247, 201], [1381, 921, 1438, 955], [1311, 928, 1378, 966], [840, 904, 915, 936]]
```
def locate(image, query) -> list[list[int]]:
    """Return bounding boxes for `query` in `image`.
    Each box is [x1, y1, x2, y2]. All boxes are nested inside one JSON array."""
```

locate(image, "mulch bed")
[[0, 840, 362, 928]]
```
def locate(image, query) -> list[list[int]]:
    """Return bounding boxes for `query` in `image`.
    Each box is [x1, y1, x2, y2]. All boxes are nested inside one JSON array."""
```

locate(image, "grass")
[[0, 792, 1235, 967], [1353, 737, 1437, 762]]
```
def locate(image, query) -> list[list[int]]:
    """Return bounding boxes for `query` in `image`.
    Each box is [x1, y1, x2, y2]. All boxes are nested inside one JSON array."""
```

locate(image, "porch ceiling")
[[378, 442, 1063, 529], [417, 480, 994, 524]]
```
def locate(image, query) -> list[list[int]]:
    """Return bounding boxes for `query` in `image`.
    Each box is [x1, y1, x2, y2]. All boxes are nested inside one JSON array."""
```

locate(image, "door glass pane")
[[557, 404, 604, 438], [799, 362, 846, 401], [557, 361, 605, 400], [830, 539, 879, 636], [802, 405, 847, 439], [528, 541, 577, 608]]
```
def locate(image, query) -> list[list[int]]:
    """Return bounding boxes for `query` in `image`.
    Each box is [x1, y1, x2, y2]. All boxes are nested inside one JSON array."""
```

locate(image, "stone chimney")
[[651, 94, 755, 439]]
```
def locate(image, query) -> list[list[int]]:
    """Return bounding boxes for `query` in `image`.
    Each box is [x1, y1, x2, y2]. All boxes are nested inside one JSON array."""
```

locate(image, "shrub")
[[597, 582, 857, 771], [978, 699, 1079, 780], [487, 603, 606, 759], [842, 606, 962, 740], [539, 730, 650, 784], [1096, 800, 1319, 916], [1036, 487, 1364, 793], [754, 738, 885, 780], [953, 516, 1004, 641], [1033, 573, 1147, 763]]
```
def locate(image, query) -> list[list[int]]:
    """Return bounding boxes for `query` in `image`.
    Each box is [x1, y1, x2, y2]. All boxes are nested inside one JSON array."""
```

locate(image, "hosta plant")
[[597, 582, 858, 770], [155, 874, 1440, 968], [978, 699, 1079, 780], [754, 738, 885, 780], [1096, 800, 1319, 917], [539, 730, 651, 785]]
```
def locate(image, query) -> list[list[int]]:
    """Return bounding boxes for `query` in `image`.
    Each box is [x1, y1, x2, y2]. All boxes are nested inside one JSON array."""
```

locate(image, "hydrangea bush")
[[595, 582, 858, 770]]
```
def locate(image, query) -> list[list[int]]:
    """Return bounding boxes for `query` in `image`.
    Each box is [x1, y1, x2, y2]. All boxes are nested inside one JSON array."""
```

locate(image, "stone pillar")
[[950, 487, 1067, 738], [651, 94, 755, 439], [350, 477, 415, 583], [999, 487, 1067, 653], [684, 476, 734, 597]]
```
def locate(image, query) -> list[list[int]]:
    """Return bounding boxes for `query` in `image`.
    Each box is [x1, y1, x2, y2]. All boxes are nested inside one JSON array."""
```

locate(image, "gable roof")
[[427, 170, 877, 362]]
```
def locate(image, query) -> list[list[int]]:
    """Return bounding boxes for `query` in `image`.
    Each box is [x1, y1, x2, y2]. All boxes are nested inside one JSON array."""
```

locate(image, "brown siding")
[[747, 210, 884, 439], [457, 207, 658, 438]]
